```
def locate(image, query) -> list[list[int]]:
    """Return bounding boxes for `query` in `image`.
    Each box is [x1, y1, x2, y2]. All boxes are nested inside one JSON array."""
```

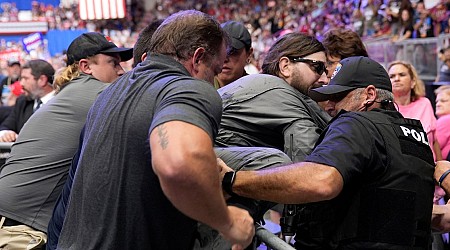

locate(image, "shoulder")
[[13, 96, 33, 108], [328, 113, 365, 133], [219, 74, 293, 94], [416, 96, 433, 105], [77, 74, 109, 92], [168, 77, 219, 98], [333, 111, 374, 122], [87, 77, 109, 89], [15, 95, 29, 103], [329, 111, 382, 133], [61, 74, 106, 91], [155, 77, 221, 113], [414, 97, 436, 117], [438, 114, 450, 123], [405, 97, 433, 113], [220, 74, 304, 104]]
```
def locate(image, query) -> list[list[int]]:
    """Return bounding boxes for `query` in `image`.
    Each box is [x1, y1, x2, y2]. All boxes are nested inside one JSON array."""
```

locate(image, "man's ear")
[[37, 75, 48, 87], [278, 57, 291, 79], [191, 47, 206, 72], [365, 85, 377, 101], [79, 59, 92, 75], [140, 52, 147, 63], [193, 47, 206, 64], [182, 47, 207, 78]]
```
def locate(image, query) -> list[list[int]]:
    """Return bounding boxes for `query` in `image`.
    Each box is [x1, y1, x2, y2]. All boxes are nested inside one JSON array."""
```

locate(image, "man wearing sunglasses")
[[216, 32, 330, 162], [202, 33, 330, 248], [219, 56, 435, 250]]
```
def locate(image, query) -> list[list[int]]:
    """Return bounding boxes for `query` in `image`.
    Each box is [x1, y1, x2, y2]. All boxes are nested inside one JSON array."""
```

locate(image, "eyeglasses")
[[289, 57, 328, 76]]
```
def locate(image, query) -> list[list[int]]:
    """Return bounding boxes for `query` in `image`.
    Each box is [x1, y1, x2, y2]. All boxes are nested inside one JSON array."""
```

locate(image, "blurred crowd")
[[0, 0, 449, 73]]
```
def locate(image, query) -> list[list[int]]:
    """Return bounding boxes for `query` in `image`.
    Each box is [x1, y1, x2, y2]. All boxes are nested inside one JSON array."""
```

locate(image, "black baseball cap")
[[309, 56, 392, 102], [66, 32, 133, 65], [221, 21, 252, 50]]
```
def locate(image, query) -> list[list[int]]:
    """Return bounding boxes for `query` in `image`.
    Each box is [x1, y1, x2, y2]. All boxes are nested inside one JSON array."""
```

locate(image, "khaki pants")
[[0, 217, 47, 250]]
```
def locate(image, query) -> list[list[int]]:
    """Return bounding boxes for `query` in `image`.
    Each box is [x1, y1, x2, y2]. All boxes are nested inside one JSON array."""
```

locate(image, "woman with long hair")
[[388, 60, 442, 160]]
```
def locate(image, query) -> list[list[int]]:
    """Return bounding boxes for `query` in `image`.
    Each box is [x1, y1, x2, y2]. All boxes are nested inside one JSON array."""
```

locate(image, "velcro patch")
[[392, 119, 433, 164]]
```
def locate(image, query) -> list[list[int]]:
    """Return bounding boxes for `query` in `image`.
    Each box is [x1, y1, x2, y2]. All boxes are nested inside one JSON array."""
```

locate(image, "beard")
[[290, 71, 310, 96]]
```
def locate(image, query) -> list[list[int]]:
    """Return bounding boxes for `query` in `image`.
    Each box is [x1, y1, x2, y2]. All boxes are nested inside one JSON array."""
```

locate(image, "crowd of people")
[[0, 1, 450, 250], [1, 0, 450, 74]]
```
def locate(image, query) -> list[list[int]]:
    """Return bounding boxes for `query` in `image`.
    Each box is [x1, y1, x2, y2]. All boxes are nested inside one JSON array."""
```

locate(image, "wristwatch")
[[222, 171, 237, 196]]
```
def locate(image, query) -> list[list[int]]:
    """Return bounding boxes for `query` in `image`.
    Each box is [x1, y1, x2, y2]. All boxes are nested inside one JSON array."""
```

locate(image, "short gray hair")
[[376, 89, 394, 102]]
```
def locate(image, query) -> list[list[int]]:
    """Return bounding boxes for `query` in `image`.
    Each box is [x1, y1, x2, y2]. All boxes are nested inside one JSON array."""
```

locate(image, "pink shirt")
[[437, 114, 450, 159], [398, 97, 438, 159]]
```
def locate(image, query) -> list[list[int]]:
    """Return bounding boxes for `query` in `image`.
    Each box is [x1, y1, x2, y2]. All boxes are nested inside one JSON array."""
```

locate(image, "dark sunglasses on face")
[[289, 57, 328, 76]]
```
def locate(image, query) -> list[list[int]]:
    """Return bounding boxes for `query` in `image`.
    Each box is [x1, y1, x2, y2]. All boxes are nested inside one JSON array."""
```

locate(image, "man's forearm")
[[435, 161, 450, 193], [231, 162, 343, 204], [159, 168, 233, 231]]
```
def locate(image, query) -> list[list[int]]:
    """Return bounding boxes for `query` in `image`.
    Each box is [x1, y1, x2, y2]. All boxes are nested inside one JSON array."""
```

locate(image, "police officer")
[[220, 56, 435, 249]]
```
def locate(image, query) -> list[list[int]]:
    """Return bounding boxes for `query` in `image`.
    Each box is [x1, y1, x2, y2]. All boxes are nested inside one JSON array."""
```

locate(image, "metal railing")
[[364, 34, 450, 81], [0, 142, 12, 166], [0, 142, 13, 150], [255, 223, 295, 250]]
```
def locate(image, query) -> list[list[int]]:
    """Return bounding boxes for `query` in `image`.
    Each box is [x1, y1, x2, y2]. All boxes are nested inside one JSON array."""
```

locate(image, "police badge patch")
[[330, 62, 342, 80]]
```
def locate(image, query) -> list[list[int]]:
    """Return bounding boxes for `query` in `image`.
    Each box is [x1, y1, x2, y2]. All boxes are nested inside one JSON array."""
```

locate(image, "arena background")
[[0, 0, 449, 106]]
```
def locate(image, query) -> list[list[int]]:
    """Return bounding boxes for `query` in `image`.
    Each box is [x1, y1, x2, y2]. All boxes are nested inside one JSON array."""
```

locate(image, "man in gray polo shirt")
[[0, 32, 132, 249]]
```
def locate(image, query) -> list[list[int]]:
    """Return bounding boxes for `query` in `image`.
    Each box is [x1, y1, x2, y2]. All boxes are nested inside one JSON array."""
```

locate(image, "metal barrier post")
[[0, 142, 13, 150], [255, 223, 295, 250], [0, 142, 13, 166]]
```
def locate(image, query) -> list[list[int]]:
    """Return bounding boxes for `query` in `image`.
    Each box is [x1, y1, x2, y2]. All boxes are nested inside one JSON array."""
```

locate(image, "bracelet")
[[222, 171, 237, 196], [438, 169, 450, 188]]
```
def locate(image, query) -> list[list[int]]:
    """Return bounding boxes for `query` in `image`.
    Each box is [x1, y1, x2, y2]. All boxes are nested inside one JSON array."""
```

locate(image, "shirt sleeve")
[[241, 87, 322, 162], [0, 98, 21, 131], [150, 78, 222, 140], [283, 118, 322, 162], [305, 114, 379, 184], [437, 115, 450, 159]]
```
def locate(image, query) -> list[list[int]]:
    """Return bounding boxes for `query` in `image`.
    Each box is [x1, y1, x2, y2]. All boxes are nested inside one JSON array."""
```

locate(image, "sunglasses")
[[289, 57, 328, 76]]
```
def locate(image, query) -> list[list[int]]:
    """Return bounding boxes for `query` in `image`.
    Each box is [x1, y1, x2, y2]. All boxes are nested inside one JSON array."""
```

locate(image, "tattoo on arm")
[[157, 125, 169, 149]]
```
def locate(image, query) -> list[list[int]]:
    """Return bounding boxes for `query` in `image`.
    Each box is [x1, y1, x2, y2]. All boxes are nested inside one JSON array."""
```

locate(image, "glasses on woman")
[[289, 57, 328, 76]]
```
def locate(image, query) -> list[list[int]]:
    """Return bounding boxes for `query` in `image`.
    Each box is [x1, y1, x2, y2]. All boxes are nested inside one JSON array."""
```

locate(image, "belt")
[[1, 216, 22, 227]]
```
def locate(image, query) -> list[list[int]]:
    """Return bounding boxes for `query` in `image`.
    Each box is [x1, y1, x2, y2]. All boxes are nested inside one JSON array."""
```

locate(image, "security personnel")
[[220, 56, 435, 249]]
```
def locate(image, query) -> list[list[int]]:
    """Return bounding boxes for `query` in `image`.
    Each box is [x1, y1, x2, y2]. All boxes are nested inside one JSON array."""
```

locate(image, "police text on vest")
[[399, 126, 429, 146]]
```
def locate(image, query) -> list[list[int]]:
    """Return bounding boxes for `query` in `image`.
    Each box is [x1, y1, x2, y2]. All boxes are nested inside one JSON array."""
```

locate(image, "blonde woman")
[[388, 61, 442, 160]]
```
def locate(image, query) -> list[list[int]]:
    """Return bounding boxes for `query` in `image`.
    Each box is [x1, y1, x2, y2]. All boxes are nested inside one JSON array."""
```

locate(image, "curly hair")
[[53, 64, 80, 93], [322, 29, 368, 59]]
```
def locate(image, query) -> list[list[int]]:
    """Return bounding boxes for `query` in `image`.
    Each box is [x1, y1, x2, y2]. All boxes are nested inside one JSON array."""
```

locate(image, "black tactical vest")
[[293, 110, 435, 250]]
